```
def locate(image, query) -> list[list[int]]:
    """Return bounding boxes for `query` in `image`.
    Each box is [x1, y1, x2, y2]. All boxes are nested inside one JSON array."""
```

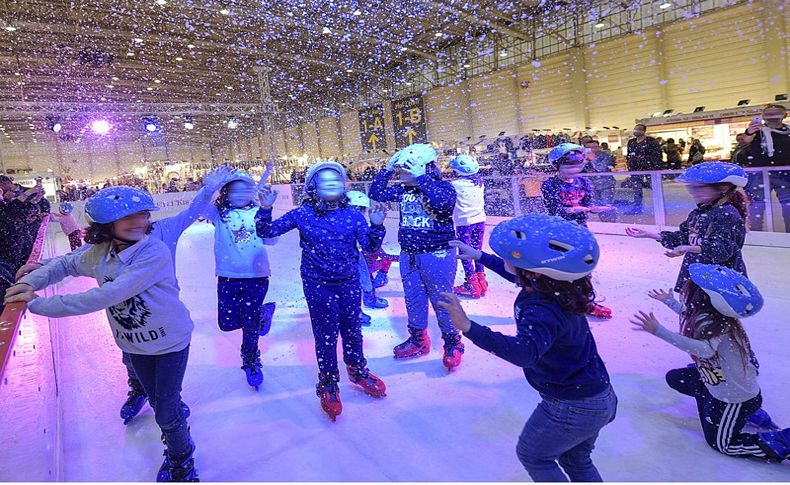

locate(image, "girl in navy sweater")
[[369, 143, 464, 371], [439, 214, 617, 482], [255, 161, 388, 421]]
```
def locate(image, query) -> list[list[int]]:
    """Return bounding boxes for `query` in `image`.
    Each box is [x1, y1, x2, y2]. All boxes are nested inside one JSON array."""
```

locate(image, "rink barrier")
[[0, 215, 50, 382], [289, 165, 790, 248]]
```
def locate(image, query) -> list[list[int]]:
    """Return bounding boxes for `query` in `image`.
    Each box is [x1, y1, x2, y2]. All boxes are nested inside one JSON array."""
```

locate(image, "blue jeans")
[[516, 386, 617, 482], [399, 249, 458, 334], [128, 346, 193, 460], [359, 255, 373, 293]]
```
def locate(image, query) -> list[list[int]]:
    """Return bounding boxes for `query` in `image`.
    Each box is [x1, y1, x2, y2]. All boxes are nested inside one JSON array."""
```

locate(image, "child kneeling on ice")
[[5, 186, 200, 481], [438, 214, 617, 482], [632, 264, 790, 463], [255, 161, 388, 421]]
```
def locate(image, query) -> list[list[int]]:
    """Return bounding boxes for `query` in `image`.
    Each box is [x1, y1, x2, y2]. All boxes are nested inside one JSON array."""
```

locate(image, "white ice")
[[2, 214, 789, 481]]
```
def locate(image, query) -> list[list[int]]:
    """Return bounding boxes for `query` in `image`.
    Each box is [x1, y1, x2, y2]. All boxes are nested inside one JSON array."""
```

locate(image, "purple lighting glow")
[[90, 119, 111, 135]]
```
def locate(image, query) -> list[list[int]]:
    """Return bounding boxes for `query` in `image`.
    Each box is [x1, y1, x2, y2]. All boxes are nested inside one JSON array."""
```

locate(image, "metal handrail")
[[0, 215, 51, 382]]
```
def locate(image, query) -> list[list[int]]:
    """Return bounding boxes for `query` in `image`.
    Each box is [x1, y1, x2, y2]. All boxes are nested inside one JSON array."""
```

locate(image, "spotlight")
[[659, 2, 672, 8], [227, 119, 239, 129], [595, 22, 605, 28], [775, 93, 788, 101], [47, 116, 62, 133], [737, 99, 750, 106], [693, 106, 705, 112], [143, 117, 160, 133], [91, 119, 111, 135], [184, 116, 195, 130]]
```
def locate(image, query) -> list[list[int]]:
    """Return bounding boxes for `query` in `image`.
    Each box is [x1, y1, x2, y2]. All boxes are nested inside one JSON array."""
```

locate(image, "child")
[[364, 247, 399, 291], [448, 154, 488, 299], [631, 263, 790, 462], [204, 170, 278, 390], [4, 186, 199, 481], [439, 214, 617, 481], [255, 161, 388, 421], [346, 190, 379, 326], [542, 143, 613, 319], [16, 167, 239, 424], [369, 144, 464, 371], [625, 162, 749, 294], [626, 162, 781, 430], [49, 201, 83, 251]]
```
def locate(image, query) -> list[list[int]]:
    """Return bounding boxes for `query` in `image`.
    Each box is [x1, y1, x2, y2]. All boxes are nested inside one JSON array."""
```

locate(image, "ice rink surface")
[[5, 214, 790, 481]]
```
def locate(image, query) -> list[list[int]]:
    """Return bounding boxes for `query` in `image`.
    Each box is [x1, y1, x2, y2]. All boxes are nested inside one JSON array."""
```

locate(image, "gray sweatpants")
[[399, 249, 458, 335]]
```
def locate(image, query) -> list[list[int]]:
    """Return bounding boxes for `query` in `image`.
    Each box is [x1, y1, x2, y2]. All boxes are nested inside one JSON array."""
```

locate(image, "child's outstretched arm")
[[647, 288, 684, 314], [448, 240, 516, 284], [15, 249, 169, 318], [368, 167, 404, 203], [438, 293, 559, 368], [630, 311, 716, 359]]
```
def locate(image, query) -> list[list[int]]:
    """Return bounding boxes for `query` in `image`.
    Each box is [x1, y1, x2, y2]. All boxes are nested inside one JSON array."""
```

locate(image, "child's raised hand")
[[369, 202, 387, 226], [648, 288, 674, 303], [3, 283, 37, 304], [625, 227, 660, 240], [385, 151, 402, 171], [448, 240, 482, 261], [257, 185, 278, 208], [437, 292, 472, 333], [630, 311, 661, 335], [400, 159, 426, 178]]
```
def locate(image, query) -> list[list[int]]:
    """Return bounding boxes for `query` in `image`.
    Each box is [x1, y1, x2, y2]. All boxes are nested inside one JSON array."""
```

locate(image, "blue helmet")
[[689, 263, 763, 319], [223, 170, 256, 188], [346, 190, 370, 208], [395, 143, 437, 168], [58, 201, 74, 214], [489, 214, 600, 282], [449, 154, 480, 175], [548, 143, 585, 166], [676, 162, 747, 187], [85, 186, 159, 224]]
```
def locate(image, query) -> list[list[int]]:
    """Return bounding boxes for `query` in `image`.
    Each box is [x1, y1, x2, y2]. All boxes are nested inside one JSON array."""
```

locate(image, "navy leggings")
[[302, 278, 366, 374], [455, 222, 485, 277], [217, 276, 269, 356]]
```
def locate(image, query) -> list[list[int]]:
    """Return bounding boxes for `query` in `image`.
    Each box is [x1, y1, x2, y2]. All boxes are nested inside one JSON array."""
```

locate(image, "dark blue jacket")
[[255, 204, 384, 283], [660, 202, 746, 292], [541, 176, 593, 226], [466, 252, 611, 400], [368, 168, 456, 254]]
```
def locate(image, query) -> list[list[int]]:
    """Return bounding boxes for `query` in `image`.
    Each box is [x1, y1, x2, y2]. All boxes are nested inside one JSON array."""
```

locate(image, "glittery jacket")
[[206, 205, 279, 279]]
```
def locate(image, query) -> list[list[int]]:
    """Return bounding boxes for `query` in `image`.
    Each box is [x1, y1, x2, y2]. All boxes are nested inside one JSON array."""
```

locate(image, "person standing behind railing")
[[583, 139, 617, 223], [740, 104, 790, 232], [625, 124, 664, 212]]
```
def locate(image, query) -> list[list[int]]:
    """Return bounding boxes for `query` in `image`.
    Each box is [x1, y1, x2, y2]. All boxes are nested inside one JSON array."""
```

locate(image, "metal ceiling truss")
[[0, 101, 262, 116]]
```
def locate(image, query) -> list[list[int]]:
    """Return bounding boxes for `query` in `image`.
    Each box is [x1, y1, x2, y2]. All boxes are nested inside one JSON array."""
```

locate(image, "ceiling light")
[[127, 52, 135, 57], [353, 9, 361, 15], [346, 68, 353, 73], [225, 85, 233, 90], [227, 119, 239, 129], [434, 32, 443, 37], [106, 84, 114, 88], [14, 72, 20, 76], [187, 44, 195, 49], [325, 77, 332, 81], [659, 2, 672, 8], [322, 26, 332, 34], [220, 8, 230, 15], [595, 22, 605, 28], [405, 82, 413, 86], [154, 79, 161, 83], [184, 121, 194, 130], [112, 76, 119, 81], [147, 87, 154, 91], [134, 37, 144, 44], [499, 50, 507, 57], [463, 63, 470, 68], [400, 46, 408, 52], [4, 26, 17, 32], [175, 56, 183, 61], [90, 119, 111, 135], [156, 0, 167, 4]]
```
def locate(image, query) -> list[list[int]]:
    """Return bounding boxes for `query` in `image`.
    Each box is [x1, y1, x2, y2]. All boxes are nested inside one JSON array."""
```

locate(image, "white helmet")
[[346, 190, 371, 208], [305, 161, 348, 191], [395, 143, 437, 169]]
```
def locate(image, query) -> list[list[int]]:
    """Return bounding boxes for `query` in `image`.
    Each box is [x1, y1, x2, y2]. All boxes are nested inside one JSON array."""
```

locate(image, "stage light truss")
[[0, 102, 269, 117]]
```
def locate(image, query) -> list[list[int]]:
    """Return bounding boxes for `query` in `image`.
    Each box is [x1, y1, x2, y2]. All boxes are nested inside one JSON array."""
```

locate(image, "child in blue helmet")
[[256, 161, 388, 421], [5, 186, 200, 481], [438, 214, 617, 482], [346, 190, 380, 326], [49, 201, 83, 251], [632, 264, 789, 462], [369, 144, 465, 372], [448, 154, 488, 300], [542, 143, 613, 319], [204, 170, 279, 390], [627, 161, 779, 431]]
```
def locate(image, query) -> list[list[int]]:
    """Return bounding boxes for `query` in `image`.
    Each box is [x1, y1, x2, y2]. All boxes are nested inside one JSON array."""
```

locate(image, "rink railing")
[[0, 215, 50, 382], [290, 165, 790, 247]]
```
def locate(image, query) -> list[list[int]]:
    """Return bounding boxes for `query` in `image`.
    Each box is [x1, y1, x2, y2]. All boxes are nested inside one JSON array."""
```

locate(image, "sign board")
[[358, 104, 387, 151], [391, 95, 428, 148]]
